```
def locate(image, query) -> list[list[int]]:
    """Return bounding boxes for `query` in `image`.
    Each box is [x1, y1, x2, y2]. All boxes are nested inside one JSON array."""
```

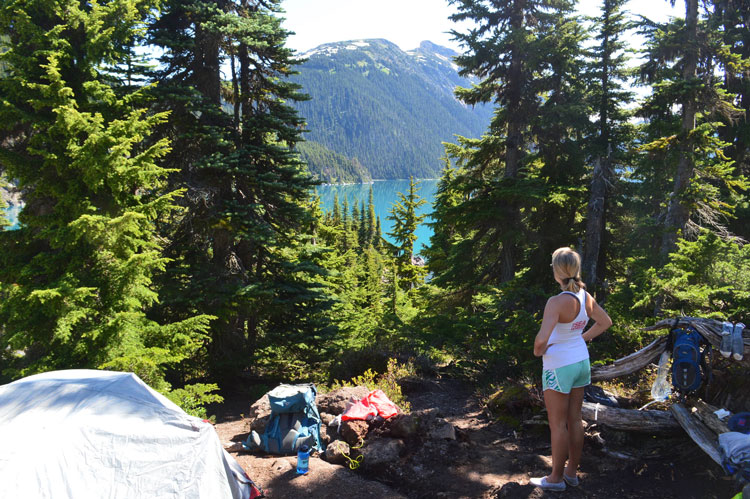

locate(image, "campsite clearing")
[[214, 376, 735, 498]]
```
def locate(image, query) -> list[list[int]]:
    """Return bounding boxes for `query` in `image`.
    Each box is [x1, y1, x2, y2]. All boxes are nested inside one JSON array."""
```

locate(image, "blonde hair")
[[551, 247, 585, 293]]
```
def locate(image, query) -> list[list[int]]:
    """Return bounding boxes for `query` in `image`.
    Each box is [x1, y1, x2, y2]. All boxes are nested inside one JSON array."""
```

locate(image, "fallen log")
[[591, 336, 668, 381], [670, 403, 722, 466], [691, 399, 730, 435], [581, 401, 681, 433]]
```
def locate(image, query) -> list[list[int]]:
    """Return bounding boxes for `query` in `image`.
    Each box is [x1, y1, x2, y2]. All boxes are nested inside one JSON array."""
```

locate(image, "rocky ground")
[[212, 376, 738, 498]]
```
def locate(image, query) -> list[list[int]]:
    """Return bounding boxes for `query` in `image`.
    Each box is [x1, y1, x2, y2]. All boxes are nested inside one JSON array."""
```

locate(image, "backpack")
[[669, 324, 711, 394], [252, 383, 323, 455]]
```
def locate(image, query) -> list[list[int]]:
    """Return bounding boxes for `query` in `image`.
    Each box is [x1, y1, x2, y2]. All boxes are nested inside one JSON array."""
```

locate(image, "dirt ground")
[[212, 377, 739, 498]]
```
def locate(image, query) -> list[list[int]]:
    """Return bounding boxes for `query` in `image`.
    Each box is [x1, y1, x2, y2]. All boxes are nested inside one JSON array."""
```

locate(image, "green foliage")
[[0, 0, 212, 390], [387, 177, 428, 290], [147, 0, 336, 380], [633, 231, 750, 320], [165, 383, 224, 420], [330, 358, 414, 413]]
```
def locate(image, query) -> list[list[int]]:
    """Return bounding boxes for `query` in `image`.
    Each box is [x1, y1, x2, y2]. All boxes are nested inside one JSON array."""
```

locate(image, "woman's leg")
[[543, 388, 570, 482], [565, 386, 585, 477]]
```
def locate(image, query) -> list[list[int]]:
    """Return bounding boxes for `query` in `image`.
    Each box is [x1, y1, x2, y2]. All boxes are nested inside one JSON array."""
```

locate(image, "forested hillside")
[[292, 39, 493, 179], [0, 0, 749, 431], [297, 141, 371, 184]]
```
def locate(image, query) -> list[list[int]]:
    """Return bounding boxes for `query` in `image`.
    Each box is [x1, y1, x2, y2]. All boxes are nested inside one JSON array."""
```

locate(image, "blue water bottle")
[[296, 444, 310, 475]]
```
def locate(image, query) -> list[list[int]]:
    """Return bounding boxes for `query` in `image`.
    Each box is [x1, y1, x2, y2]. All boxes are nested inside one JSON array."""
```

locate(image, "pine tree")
[[387, 177, 427, 290], [333, 193, 341, 226], [424, 158, 461, 277], [0, 0, 211, 388], [582, 0, 634, 293], [148, 0, 333, 377], [636, 2, 746, 259], [358, 200, 367, 246], [713, 0, 750, 241], [367, 185, 376, 245], [446, 0, 580, 286]]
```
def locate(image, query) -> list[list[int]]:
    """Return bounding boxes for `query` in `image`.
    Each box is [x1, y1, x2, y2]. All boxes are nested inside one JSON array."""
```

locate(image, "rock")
[[320, 423, 331, 446], [323, 439, 351, 465], [248, 395, 272, 435], [320, 411, 335, 425], [360, 438, 404, 467], [270, 457, 294, 473], [317, 386, 370, 415], [429, 420, 456, 440], [388, 414, 418, 438], [486, 381, 537, 427], [224, 441, 245, 453], [340, 419, 369, 446]]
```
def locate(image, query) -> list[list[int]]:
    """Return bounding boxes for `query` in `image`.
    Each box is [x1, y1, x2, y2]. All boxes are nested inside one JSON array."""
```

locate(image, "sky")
[[280, 0, 684, 55]]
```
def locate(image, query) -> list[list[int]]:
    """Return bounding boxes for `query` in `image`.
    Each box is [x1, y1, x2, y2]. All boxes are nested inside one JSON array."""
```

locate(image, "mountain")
[[297, 140, 371, 184], [291, 39, 492, 180]]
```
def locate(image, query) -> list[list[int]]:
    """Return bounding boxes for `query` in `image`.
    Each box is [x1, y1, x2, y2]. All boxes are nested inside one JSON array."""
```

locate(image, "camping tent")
[[0, 369, 261, 499]]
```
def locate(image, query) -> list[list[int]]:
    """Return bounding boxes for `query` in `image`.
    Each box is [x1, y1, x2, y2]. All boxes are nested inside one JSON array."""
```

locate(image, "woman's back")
[[543, 288, 589, 370]]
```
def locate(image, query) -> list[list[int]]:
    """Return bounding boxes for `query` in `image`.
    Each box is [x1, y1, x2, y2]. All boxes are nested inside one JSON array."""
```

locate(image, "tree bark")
[[670, 403, 723, 465], [583, 0, 615, 292], [581, 402, 681, 433], [499, 0, 526, 283], [661, 0, 699, 259]]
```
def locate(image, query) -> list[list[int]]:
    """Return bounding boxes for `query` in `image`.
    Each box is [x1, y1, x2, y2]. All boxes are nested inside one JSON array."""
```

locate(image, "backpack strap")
[[666, 317, 681, 353], [699, 329, 713, 390]]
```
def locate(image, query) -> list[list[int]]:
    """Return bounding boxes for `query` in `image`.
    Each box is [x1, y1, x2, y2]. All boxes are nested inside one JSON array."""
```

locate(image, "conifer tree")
[[358, 200, 367, 246], [148, 0, 333, 376], [367, 186, 376, 245], [582, 0, 634, 292], [446, 0, 579, 287], [387, 177, 427, 290], [0, 0, 211, 388], [636, 2, 746, 259], [333, 193, 341, 226], [424, 158, 461, 277]]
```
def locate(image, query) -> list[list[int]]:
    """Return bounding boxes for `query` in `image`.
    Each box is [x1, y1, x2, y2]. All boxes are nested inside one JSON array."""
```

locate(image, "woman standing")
[[530, 247, 612, 491]]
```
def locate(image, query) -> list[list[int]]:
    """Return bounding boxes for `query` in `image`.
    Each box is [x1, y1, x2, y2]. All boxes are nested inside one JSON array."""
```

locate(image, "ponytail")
[[561, 276, 585, 293], [551, 247, 585, 293]]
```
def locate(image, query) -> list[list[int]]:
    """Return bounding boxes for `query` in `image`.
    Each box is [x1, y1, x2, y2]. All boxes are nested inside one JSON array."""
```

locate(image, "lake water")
[[3, 204, 20, 230], [316, 179, 438, 253], [3, 180, 440, 251]]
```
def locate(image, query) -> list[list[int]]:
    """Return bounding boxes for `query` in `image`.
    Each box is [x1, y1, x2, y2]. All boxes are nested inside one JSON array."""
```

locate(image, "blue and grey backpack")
[[669, 324, 711, 394], [245, 383, 323, 455]]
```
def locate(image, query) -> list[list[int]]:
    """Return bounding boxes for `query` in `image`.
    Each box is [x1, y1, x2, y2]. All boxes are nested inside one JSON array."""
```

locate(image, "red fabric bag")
[[341, 389, 399, 421]]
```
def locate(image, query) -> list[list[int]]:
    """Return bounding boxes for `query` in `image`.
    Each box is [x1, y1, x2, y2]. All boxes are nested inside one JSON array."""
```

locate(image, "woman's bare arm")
[[533, 297, 561, 357], [582, 292, 612, 343]]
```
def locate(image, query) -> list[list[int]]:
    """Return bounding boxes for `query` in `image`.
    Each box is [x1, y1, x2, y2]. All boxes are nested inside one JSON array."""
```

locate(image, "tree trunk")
[[660, 0, 698, 259], [499, 0, 526, 283], [583, 0, 615, 292]]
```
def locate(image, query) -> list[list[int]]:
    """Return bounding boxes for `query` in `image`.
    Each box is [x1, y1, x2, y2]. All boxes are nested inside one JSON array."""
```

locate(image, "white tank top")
[[542, 288, 590, 370]]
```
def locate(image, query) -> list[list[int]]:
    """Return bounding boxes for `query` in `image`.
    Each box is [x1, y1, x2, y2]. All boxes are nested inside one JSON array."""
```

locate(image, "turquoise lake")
[[4, 204, 20, 230], [3, 179, 439, 251], [316, 179, 438, 253]]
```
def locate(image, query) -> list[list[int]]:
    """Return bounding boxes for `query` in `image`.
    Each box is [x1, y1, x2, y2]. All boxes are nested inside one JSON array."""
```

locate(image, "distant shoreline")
[[318, 178, 439, 187]]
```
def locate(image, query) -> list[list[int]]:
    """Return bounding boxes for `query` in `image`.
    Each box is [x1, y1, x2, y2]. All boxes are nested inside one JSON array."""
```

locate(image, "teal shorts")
[[542, 358, 591, 394]]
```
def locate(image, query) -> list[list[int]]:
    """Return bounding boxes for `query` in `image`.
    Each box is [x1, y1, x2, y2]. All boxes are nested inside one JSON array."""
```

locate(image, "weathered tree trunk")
[[583, 0, 616, 293], [591, 336, 667, 381], [583, 156, 609, 292], [660, 0, 699, 258], [670, 403, 723, 465], [582, 402, 681, 433]]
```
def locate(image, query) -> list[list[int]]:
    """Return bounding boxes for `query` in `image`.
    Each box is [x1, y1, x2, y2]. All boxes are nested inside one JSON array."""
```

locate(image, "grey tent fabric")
[[0, 369, 254, 499]]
